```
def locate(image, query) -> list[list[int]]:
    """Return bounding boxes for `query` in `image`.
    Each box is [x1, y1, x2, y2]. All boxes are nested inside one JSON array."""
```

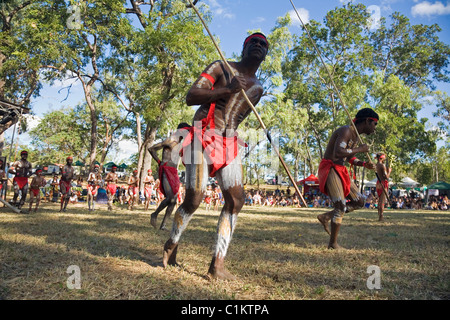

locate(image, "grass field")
[[0, 200, 448, 300]]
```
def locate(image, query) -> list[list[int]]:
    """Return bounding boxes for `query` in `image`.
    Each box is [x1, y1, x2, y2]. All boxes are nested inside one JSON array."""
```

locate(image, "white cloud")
[[289, 8, 310, 26], [116, 139, 138, 161], [251, 17, 266, 24], [23, 114, 41, 130], [206, 0, 235, 20], [411, 1, 450, 17]]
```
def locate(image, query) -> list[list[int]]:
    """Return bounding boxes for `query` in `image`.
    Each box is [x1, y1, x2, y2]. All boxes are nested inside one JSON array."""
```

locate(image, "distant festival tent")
[[297, 174, 320, 195], [427, 181, 450, 197], [400, 177, 419, 188], [74, 160, 84, 166], [364, 178, 394, 188], [104, 161, 119, 169]]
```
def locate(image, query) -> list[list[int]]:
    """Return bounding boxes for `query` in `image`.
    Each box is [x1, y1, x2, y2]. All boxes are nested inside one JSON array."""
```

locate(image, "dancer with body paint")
[[28, 169, 46, 213], [317, 108, 378, 249], [149, 123, 187, 230], [376, 153, 391, 221], [9, 150, 32, 209], [162, 33, 269, 280], [87, 164, 102, 211], [143, 169, 155, 211], [60, 156, 75, 212], [105, 165, 119, 211], [127, 169, 139, 210]]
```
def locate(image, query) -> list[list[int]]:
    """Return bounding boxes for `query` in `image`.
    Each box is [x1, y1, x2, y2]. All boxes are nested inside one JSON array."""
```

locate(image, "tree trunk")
[[138, 125, 157, 189], [84, 89, 98, 169]]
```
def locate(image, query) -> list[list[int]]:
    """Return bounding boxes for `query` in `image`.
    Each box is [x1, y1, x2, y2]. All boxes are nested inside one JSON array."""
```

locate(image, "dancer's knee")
[[182, 189, 202, 213]]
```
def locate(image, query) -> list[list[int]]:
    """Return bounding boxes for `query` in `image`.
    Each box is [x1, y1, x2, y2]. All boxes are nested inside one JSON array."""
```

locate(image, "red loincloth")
[[128, 186, 138, 196], [376, 180, 389, 197], [87, 183, 98, 196], [30, 188, 40, 197], [107, 184, 117, 195], [144, 186, 153, 198], [60, 180, 71, 194], [318, 159, 351, 197], [180, 72, 246, 177], [14, 177, 28, 189], [158, 162, 180, 197]]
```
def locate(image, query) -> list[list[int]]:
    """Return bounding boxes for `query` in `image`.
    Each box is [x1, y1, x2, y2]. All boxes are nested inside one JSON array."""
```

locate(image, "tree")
[[28, 107, 89, 164], [0, 0, 65, 151], [52, 0, 131, 169], [282, 3, 449, 180]]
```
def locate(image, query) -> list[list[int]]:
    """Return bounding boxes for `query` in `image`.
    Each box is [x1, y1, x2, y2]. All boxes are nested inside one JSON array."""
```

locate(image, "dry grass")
[[0, 200, 448, 300]]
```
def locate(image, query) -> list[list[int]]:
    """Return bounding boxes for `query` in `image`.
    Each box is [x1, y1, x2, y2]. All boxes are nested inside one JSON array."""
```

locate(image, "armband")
[[200, 73, 215, 85], [362, 161, 366, 168]]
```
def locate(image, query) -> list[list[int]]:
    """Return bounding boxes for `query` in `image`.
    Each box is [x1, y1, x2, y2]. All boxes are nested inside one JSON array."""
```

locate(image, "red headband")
[[36, 169, 43, 173], [244, 34, 268, 47], [352, 117, 378, 123], [378, 154, 386, 160]]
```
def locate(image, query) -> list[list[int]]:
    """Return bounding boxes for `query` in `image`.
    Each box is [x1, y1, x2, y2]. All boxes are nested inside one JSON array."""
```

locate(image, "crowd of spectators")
[[239, 186, 449, 211]]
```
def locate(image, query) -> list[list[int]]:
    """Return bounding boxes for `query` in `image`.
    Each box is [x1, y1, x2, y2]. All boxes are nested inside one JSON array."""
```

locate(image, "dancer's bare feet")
[[207, 256, 237, 281], [163, 239, 179, 268], [317, 214, 331, 235], [150, 213, 158, 229]]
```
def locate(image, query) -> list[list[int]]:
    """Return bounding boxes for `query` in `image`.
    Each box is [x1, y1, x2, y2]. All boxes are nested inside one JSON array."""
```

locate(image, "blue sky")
[[9, 0, 450, 162]]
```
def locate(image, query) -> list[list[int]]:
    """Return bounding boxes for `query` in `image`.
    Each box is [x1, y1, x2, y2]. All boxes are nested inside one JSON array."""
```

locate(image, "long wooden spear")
[[186, 0, 308, 207], [289, 0, 391, 204]]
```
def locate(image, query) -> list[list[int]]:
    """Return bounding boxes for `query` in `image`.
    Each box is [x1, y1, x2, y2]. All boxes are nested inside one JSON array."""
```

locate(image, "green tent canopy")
[[119, 163, 128, 169], [427, 181, 450, 190], [104, 161, 119, 168], [74, 160, 84, 166]]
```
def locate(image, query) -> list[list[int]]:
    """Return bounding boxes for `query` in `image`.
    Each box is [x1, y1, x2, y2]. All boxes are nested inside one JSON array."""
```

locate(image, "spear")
[[186, 0, 307, 206]]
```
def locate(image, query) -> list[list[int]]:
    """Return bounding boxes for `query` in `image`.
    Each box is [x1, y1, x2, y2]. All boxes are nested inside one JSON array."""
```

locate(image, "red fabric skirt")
[[144, 186, 153, 198], [107, 184, 117, 195], [158, 163, 180, 197], [318, 159, 351, 197], [14, 177, 28, 189], [376, 180, 389, 197], [30, 188, 40, 197], [60, 180, 71, 194], [87, 183, 98, 196], [128, 186, 138, 196]]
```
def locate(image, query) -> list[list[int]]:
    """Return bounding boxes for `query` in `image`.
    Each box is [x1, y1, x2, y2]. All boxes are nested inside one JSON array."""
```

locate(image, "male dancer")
[[149, 123, 187, 230], [105, 165, 119, 211], [9, 150, 32, 209], [376, 153, 391, 221], [28, 169, 46, 213], [162, 33, 268, 280], [143, 169, 155, 211], [317, 108, 378, 249], [0, 159, 7, 199], [127, 169, 139, 210], [87, 164, 102, 211], [60, 156, 75, 212]]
